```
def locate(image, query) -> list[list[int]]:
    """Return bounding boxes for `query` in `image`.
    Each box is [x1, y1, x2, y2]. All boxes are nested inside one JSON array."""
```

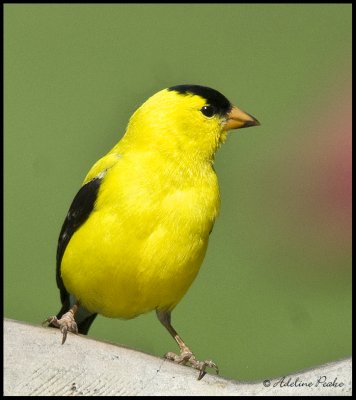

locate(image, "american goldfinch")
[[45, 84, 260, 379]]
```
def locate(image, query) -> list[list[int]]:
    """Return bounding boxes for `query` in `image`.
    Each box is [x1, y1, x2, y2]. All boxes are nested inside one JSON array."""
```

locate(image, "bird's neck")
[[116, 124, 221, 167], [109, 137, 217, 188]]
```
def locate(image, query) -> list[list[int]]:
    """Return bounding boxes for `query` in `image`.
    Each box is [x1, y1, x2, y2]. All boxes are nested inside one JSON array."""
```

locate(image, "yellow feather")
[[61, 89, 222, 318]]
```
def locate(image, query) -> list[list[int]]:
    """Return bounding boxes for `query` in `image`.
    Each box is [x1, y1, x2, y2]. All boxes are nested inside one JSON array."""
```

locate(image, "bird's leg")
[[156, 309, 219, 380], [43, 303, 79, 344]]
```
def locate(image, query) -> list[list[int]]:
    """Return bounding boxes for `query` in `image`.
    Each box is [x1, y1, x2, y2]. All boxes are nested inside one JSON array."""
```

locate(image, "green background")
[[4, 4, 352, 382]]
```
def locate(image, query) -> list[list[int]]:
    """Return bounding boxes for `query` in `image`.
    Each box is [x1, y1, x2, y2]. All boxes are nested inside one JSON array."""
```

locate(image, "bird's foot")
[[43, 310, 78, 344], [164, 349, 219, 380]]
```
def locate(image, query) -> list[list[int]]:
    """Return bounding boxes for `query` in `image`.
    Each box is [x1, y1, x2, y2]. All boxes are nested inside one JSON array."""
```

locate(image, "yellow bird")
[[45, 85, 260, 379]]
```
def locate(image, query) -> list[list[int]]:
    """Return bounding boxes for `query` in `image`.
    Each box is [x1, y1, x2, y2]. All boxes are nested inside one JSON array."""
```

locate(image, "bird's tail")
[[75, 313, 98, 335]]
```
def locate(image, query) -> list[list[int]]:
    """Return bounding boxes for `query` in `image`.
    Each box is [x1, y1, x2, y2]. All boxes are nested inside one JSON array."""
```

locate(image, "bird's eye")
[[200, 105, 217, 118]]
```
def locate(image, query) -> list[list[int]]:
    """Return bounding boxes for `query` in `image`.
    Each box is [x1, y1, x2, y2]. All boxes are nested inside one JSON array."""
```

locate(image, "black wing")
[[55, 175, 103, 330]]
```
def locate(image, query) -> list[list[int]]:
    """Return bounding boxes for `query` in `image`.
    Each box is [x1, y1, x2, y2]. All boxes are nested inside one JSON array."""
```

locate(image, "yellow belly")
[[61, 212, 209, 318]]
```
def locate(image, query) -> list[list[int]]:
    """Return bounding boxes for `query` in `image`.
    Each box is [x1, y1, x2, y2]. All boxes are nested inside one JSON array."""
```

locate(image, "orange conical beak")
[[223, 106, 260, 130]]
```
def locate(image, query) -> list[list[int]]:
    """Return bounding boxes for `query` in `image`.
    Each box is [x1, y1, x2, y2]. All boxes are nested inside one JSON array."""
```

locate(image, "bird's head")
[[123, 84, 260, 162]]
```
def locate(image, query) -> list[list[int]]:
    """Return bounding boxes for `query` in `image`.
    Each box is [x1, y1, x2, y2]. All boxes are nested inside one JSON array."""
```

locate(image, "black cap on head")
[[168, 84, 232, 116]]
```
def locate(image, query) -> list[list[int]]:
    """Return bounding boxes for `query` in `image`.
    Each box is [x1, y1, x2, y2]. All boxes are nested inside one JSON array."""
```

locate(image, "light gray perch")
[[4, 319, 351, 396]]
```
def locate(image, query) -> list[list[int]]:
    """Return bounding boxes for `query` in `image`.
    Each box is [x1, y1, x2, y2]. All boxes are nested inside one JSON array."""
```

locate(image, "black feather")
[[168, 84, 232, 116]]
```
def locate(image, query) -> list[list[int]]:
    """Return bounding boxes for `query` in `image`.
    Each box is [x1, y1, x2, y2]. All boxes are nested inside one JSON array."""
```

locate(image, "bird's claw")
[[43, 311, 78, 344], [164, 350, 219, 380]]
